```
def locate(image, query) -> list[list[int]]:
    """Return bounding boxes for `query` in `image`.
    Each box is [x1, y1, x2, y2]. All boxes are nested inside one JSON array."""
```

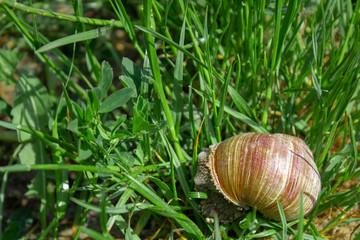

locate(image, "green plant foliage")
[[0, 0, 359, 239], [98, 87, 134, 113], [0, 49, 21, 83], [2, 222, 20, 240]]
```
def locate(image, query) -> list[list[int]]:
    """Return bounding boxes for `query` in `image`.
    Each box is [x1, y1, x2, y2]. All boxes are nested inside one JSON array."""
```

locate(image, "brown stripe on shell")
[[207, 132, 321, 221]]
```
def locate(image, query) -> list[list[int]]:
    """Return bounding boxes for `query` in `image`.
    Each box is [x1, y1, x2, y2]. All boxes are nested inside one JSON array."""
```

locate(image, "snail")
[[194, 132, 321, 222]]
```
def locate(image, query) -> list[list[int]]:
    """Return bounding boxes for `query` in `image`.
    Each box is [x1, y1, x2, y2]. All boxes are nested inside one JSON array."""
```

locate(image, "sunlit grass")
[[0, 0, 359, 239]]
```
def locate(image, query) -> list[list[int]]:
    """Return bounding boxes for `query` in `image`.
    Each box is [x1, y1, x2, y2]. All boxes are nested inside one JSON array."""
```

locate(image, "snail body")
[[194, 132, 321, 222]]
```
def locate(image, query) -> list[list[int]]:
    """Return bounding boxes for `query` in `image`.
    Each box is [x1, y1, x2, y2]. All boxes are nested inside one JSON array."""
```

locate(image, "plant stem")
[[142, 0, 185, 162], [176, 0, 220, 142], [0, 129, 18, 142], [0, 0, 123, 28], [0, 144, 23, 239]]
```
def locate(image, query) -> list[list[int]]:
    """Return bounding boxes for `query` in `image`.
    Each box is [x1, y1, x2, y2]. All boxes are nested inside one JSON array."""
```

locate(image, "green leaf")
[[296, 191, 304, 240], [78, 140, 92, 161], [119, 76, 138, 97], [0, 120, 17, 130], [0, 99, 11, 117], [277, 199, 287, 239], [132, 97, 155, 133], [9, 73, 50, 228], [239, 210, 259, 233], [94, 61, 114, 101], [68, 119, 79, 134], [0, 49, 20, 83], [273, 0, 300, 70], [81, 228, 114, 240], [228, 86, 258, 122], [85, 103, 94, 123], [121, 58, 143, 91], [11, 73, 51, 141], [88, 90, 100, 113], [100, 191, 108, 235], [173, 13, 186, 135], [72, 197, 155, 214], [18, 143, 37, 164], [2, 222, 20, 240], [24, 142, 50, 194], [111, 115, 127, 136], [188, 192, 208, 199], [311, 66, 323, 105], [216, 62, 234, 127], [247, 229, 277, 238], [99, 88, 134, 113], [148, 177, 174, 202], [214, 211, 221, 240], [123, 174, 204, 239], [5, 207, 33, 238], [353, 229, 360, 240], [72, 102, 84, 122], [35, 25, 113, 53]]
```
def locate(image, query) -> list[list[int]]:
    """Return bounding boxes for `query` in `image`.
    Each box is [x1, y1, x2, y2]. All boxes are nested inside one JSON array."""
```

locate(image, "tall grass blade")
[[173, 12, 186, 135], [36, 25, 113, 53], [276, 199, 287, 239], [295, 190, 304, 240]]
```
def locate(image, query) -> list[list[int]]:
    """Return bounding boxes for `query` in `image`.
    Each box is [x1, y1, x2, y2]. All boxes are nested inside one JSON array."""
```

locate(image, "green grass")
[[0, 0, 359, 239]]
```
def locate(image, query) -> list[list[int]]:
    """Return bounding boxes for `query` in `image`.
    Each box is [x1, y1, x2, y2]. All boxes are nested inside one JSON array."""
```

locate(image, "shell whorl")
[[207, 132, 321, 221]]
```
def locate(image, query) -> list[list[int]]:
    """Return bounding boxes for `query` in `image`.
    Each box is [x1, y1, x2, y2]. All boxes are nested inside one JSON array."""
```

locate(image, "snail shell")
[[194, 132, 321, 221]]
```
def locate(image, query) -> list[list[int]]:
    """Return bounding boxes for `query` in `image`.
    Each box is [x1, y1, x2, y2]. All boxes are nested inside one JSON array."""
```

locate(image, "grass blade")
[[296, 191, 304, 240], [173, 11, 186, 135], [135, 25, 206, 68], [142, 0, 184, 162], [216, 62, 234, 128], [276, 199, 287, 240], [36, 25, 113, 53], [110, 0, 144, 58], [0, 0, 122, 27], [124, 174, 204, 239]]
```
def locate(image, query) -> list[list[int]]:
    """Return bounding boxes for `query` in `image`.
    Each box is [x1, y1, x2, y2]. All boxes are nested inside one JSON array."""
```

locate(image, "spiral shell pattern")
[[208, 132, 321, 221]]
